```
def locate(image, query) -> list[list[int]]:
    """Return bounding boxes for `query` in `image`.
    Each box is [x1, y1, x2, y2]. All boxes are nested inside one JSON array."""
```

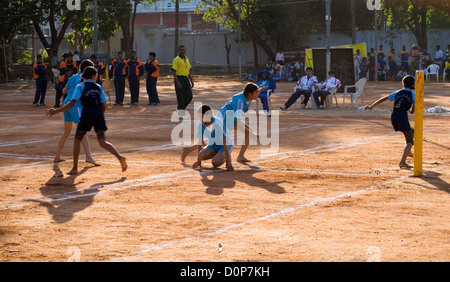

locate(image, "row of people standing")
[[110, 50, 160, 106], [355, 44, 449, 81]]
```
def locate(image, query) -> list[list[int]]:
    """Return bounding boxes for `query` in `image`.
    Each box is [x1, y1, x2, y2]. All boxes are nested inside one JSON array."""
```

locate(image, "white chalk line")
[[0, 131, 398, 211], [109, 166, 434, 262]]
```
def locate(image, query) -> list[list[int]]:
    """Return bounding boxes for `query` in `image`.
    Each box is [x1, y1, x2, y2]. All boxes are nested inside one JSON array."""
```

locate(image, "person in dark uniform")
[[33, 54, 48, 106], [127, 50, 143, 105], [111, 51, 127, 105], [365, 75, 416, 169], [90, 55, 105, 86], [145, 52, 160, 105]]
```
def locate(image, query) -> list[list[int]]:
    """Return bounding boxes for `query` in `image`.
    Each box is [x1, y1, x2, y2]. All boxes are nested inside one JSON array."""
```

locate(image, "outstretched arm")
[[365, 95, 389, 110], [45, 100, 76, 117]]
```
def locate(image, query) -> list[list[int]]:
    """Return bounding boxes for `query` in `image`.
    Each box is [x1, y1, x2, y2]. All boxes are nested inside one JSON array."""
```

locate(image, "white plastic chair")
[[443, 69, 448, 82], [425, 64, 440, 82], [342, 77, 366, 108]]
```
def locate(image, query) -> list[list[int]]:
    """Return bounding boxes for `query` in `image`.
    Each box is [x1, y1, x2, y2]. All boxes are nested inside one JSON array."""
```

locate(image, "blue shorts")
[[207, 144, 233, 153], [64, 107, 81, 123]]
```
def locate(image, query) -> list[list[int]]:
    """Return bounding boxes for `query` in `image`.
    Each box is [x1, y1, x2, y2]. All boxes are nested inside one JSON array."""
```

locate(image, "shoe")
[[129, 102, 138, 105], [280, 106, 287, 110], [40, 103, 46, 106], [319, 105, 325, 109], [33, 103, 39, 107], [300, 104, 306, 110]]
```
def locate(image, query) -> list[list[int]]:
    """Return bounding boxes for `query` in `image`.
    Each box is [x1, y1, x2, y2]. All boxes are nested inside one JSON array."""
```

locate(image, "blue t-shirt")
[[388, 88, 415, 110], [63, 72, 83, 111], [71, 79, 108, 104], [216, 92, 250, 132], [196, 117, 230, 147]]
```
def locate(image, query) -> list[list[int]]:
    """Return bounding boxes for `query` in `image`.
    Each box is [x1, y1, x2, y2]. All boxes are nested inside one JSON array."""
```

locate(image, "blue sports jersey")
[[216, 92, 250, 133], [388, 88, 415, 110]]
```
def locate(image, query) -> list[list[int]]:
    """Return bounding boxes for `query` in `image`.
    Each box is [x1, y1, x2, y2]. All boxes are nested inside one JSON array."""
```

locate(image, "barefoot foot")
[[120, 157, 128, 172], [399, 163, 412, 169], [86, 159, 101, 166], [67, 168, 78, 175], [236, 156, 251, 164]]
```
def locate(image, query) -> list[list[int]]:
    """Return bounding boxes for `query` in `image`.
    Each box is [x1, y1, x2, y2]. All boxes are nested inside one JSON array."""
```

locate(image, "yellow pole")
[[414, 70, 424, 176]]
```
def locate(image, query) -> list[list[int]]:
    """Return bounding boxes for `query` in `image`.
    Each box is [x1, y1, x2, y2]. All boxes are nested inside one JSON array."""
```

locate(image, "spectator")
[[377, 66, 387, 81], [410, 45, 419, 75], [358, 57, 369, 80], [275, 50, 285, 64], [423, 49, 432, 68], [354, 49, 363, 80], [395, 67, 408, 81], [312, 70, 341, 109], [280, 67, 318, 110], [256, 70, 276, 116], [377, 45, 385, 70], [434, 45, 444, 68], [59, 52, 77, 76], [398, 45, 410, 73], [445, 56, 450, 82], [388, 48, 397, 79]]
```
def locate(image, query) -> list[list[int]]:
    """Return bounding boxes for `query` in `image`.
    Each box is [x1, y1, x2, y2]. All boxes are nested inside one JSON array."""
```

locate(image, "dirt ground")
[[0, 75, 449, 262]]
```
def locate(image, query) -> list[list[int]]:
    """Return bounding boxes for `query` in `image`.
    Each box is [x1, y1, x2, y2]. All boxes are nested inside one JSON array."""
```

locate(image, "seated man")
[[445, 56, 450, 82], [396, 67, 408, 81], [280, 67, 318, 110], [312, 70, 342, 109]]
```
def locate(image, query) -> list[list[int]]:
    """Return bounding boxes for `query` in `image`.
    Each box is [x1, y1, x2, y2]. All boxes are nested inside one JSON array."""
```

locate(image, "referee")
[[172, 45, 194, 117]]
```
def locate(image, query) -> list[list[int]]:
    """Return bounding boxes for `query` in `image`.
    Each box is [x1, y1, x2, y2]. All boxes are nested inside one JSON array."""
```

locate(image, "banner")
[[305, 42, 367, 69]]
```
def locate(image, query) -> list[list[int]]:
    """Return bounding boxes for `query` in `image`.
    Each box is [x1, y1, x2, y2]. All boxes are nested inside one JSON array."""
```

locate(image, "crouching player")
[[46, 66, 127, 174], [193, 83, 265, 172]]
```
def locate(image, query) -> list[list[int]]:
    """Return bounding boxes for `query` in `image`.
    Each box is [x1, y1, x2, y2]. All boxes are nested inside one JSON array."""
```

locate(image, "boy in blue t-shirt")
[[365, 75, 416, 168], [46, 67, 127, 175]]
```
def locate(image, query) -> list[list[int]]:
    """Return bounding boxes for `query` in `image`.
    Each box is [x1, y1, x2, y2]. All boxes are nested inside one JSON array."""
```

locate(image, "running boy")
[[46, 66, 127, 174], [193, 83, 265, 172], [364, 75, 415, 169], [33, 54, 48, 106]]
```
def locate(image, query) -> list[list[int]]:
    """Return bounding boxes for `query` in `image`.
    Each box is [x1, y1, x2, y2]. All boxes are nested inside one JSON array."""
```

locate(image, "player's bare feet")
[[86, 158, 100, 166], [181, 148, 189, 163], [53, 158, 65, 163], [237, 156, 251, 163], [192, 160, 201, 169], [120, 157, 128, 172], [67, 168, 78, 175], [399, 163, 412, 169]]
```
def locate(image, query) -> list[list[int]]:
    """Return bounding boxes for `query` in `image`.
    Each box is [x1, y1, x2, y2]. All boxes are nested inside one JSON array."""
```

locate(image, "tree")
[[29, 0, 83, 64], [0, 1, 35, 81], [66, 0, 124, 55], [382, 0, 450, 48]]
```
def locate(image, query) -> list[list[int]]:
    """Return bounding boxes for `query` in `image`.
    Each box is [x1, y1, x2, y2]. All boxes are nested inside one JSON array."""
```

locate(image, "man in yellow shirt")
[[172, 45, 194, 116]]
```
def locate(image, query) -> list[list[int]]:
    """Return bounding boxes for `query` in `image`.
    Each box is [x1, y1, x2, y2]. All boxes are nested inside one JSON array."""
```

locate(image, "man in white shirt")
[[280, 67, 318, 110], [354, 49, 363, 79], [312, 70, 342, 109], [434, 45, 444, 67], [275, 50, 285, 64]]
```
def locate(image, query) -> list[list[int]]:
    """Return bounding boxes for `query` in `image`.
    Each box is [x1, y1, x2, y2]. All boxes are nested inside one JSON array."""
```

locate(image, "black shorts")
[[75, 114, 108, 140]]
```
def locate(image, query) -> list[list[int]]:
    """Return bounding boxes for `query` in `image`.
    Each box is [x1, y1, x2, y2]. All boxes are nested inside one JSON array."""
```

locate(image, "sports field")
[[0, 76, 449, 262]]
